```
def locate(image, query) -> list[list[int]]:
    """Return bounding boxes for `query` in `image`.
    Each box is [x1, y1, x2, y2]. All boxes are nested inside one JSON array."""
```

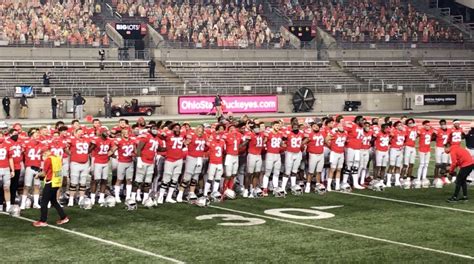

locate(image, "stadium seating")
[[166, 60, 363, 94], [0, 60, 176, 97], [421, 60, 474, 84]]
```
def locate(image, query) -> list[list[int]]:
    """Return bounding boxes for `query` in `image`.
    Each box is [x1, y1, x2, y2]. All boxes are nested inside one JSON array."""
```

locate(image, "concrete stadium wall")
[[0, 48, 119, 60], [2, 92, 471, 119], [327, 48, 474, 60]]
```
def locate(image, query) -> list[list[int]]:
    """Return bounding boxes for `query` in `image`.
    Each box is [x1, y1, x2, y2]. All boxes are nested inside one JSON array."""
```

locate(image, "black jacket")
[[51, 97, 58, 107], [466, 129, 474, 149], [74, 95, 86, 106], [2, 97, 10, 107]]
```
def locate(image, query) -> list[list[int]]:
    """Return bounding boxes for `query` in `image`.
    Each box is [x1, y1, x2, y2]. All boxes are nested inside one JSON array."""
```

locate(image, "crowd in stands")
[[0, 0, 109, 47], [111, 0, 287, 48], [278, 0, 464, 43]]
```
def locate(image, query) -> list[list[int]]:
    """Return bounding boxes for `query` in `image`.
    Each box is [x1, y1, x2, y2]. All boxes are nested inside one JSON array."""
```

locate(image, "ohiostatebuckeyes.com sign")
[[178, 96, 278, 114], [415, 94, 457, 106]]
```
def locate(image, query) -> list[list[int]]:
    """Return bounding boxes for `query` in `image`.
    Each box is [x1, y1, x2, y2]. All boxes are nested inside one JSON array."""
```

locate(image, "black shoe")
[[447, 197, 459, 203], [459, 197, 469, 202]]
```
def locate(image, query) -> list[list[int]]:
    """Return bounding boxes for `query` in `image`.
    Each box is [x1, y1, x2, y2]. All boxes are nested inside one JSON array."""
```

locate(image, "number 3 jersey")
[[208, 139, 226, 165]]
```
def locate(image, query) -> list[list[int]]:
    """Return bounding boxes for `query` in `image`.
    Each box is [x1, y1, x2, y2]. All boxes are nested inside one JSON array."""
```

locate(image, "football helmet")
[[194, 197, 210, 207], [224, 189, 236, 200], [80, 198, 93, 210], [143, 198, 155, 208], [273, 187, 286, 198], [125, 199, 137, 211], [402, 178, 412, 189], [291, 185, 303, 196], [9, 205, 21, 217], [433, 178, 444, 189], [421, 178, 431, 188], [340, 183, 352, 193], [253, 187, 264, 198], [105, 196, 116, 207], [370, 180, 385, 192], [412, 179, 422, 189], [315, 183, 327, 195], [210, 192, 222, 202], [187, 192, 198, 201]]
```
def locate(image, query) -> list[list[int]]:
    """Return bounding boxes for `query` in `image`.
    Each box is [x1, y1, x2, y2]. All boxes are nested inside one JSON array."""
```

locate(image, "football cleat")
[[105, 196, 117, 207], [253, 187, 264, 198], [290, 185, 303, 196], [125, 199, 137, 211], [273, 187, 286, 198], [194, 197, 210, 207], [25, 197, 33, 209], [223, 189, 236, 200], [421, 178, 431, 188], [33, 204, 41, 209], [210, 192, 222, 202], [79, 198, 93, 210], [412, 179, 422, 189], [242, 189, 249, 198], [187, 192, 198, 201], [8, 205, 21, 217], [33, 221, 48, 227], [315, 183, 327, 195], [143, 198, 155, 208], [340, 183, 352, 193], [433, 178, 444, 189], [304, 183, 311, 193], [165, 197, 177, 204]]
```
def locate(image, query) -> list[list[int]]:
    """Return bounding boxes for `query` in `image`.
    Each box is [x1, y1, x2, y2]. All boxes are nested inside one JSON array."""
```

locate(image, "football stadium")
[[0, 0, 473, 263]]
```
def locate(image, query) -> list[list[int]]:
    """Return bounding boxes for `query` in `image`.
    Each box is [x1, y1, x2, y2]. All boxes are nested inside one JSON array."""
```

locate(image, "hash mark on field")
[[340, 192, 474, 214], [0, 212, 184, 264], [209, 205, 474, 260]]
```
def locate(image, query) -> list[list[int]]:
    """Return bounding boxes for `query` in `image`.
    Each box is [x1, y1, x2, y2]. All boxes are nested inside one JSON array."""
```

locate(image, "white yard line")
[[0, 212, 185, 264], [209, 205, 474, 260], [339, 192, 474, 214]]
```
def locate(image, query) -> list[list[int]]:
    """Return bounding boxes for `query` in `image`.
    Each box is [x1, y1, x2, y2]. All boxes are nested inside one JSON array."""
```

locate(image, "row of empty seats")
[[421, 60, 474, 84]]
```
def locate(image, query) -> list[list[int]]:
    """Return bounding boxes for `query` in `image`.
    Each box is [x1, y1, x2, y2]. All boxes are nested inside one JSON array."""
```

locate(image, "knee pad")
[[143, 182, 151, 189], [132, 181, 140, 188], [79, 185, 86, 192], [69, 184, 77, 192], [351, 166, 358, 174], [100, 179, 108, 185], [169, 181, 177, 189], [180, 181, 189, 189], [190, 179, 197, 187]]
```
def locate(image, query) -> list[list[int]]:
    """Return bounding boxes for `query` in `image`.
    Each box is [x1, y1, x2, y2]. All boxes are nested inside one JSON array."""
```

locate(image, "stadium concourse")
[[0, 109, 473, 262]]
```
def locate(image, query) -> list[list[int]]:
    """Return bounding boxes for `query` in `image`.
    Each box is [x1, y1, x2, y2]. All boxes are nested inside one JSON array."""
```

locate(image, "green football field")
[[1, 185, 473, 263]]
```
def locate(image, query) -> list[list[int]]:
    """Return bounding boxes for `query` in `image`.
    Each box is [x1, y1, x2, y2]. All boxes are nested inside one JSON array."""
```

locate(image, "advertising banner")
[[178, 95, 278, 114]]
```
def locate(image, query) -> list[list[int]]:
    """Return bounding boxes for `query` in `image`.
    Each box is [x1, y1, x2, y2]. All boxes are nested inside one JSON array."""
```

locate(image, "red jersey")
[[371, 125, 381, 137], [221, 131, 243, 156], [418, 128, 434, 153], [285, 130, 305, 153], [375, 133, 390, 152], [24, 140, 44, 167], [91, 137, 113, 164], [390, 129, 406, 149], [345, 123, 364, 150], [244, 132, 264, 155], [305, 131, 325, 154], [114, 137, 136, 163], [0, 142, 11, 168], [138, 134, 161, 164], [449, 127, 463, 146], [208, 139, 225, 165], [361, 130, 373, 150], [449, 146, 473, 173], [435, 128, 451, 148], [186, 132, 208, 158], [405, 126, 418, 147], [49, 139, 67, 159], [68, 136, 91, 164], [8, 140, 24, 170], [264, 131, 284, 154], [329, 130, 347, 154], [164, 131, 186, 162]]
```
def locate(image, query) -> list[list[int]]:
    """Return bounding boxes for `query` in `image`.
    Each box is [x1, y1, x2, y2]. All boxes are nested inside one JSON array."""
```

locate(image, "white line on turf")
[[0, 212, 184, 264], [339, 192, 474, 214], [209, 205, 474, 260]]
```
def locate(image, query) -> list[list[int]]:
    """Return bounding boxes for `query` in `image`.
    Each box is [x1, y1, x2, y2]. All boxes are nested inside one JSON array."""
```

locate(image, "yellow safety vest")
[[50, 155, 63, 188]]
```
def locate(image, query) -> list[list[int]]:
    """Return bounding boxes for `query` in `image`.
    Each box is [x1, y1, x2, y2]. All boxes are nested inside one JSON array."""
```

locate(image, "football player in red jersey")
[[386, 121, 405, 187], [417, 120, 434, 182], [262, 121, 284, 196], [111, 129, 136, 203], [21, 129, 44, 209], [358, 122, 373, 186], [180, 124, 208, 202], [90, 130, 114, 205], [325, 121, 347, 191], [283, 122, 305, 194], [343, 116, 365, 189], [7, 128, 24, 205], [158, 123, 186, 204], [221, 124, 243, 196], [374, 124, 391, 184], [0, 131, 13, 212], [303, 121, 325, 193], [204, 134, 226, 200], [135, 124, 161, 204], [321, 117, 335, 183], [434, 119, 451, 183], [449, 119, 464, 146], [402, 118, 418, 181], [66, 127, 92, 207], [241, 122, 264, 197]]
